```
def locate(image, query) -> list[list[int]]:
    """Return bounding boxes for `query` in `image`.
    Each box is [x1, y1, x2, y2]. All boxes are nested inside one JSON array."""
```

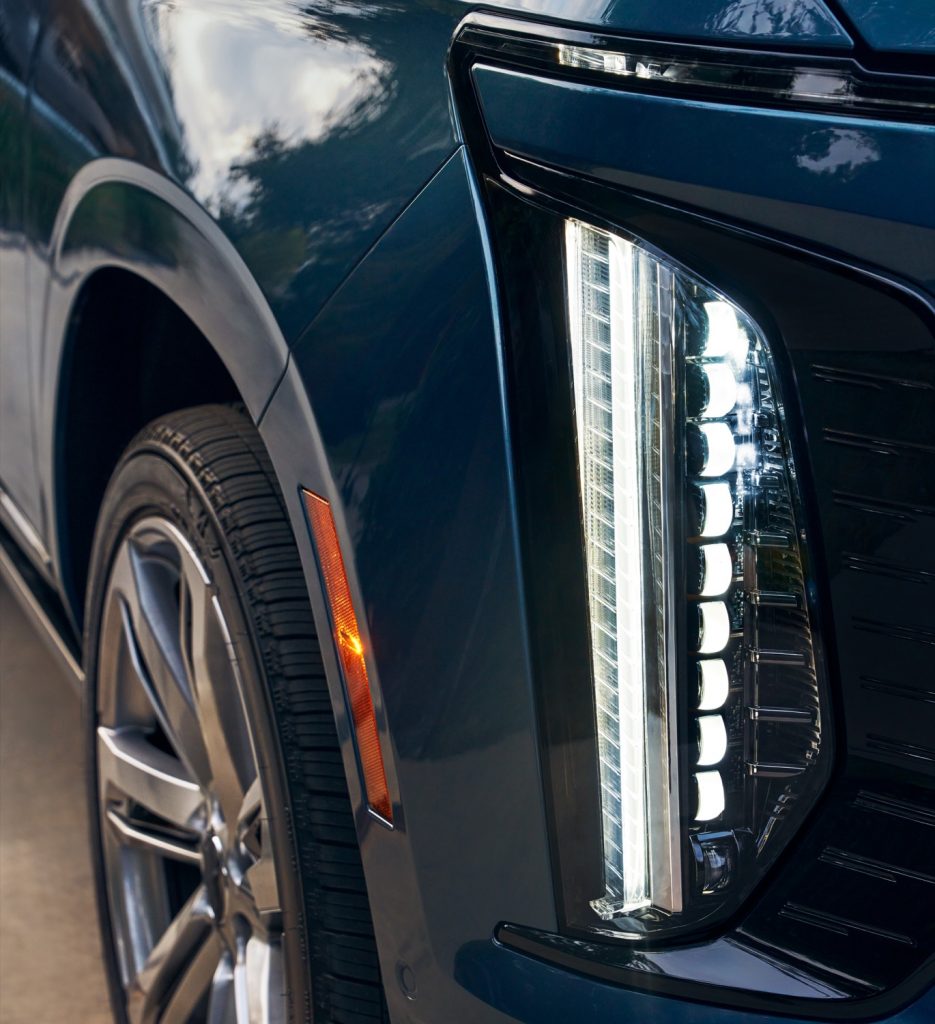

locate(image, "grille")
[[809, 349, 935, 775], [739, 330, 935, 992]]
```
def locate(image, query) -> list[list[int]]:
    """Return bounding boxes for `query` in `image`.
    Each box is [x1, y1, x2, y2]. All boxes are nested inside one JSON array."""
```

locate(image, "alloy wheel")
[[95, 516, 285, 1024]]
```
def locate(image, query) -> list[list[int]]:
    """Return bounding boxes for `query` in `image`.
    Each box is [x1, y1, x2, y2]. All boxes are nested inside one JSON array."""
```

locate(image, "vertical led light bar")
[[566, 220, 681, 919], [562, 210, 827, 935]]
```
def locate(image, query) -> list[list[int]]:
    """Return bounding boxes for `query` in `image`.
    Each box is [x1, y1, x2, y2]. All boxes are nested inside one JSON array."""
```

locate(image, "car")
[[1, 1, 933, 1022]]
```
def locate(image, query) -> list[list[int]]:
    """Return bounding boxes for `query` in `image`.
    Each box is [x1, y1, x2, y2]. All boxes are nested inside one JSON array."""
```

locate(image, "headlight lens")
[[565, 218, 829, 935]]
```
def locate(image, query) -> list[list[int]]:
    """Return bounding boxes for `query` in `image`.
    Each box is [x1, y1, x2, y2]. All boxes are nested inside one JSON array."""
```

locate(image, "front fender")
[[41, 158, 289, 586]]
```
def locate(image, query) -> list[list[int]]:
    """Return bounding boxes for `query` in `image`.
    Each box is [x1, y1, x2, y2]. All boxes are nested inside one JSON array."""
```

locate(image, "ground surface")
[[0, 581, 112, 1024]]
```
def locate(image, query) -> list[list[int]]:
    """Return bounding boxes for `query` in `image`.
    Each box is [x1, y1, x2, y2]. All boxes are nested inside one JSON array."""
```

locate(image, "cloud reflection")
[[134, 1, 456, 336], [148, 2, 392, 213]]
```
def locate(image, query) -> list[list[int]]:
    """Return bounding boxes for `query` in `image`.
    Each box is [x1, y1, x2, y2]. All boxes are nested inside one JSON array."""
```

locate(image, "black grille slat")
[[843, 552, 935, 586], [865, 735, 935, 764], [778, 903, 916, 947], [802, 346, 935, 778], [738, 269, 935, 995], [744, 781, 935, 992], [860, 675, 935, 705], [818, 846, 935, 886]]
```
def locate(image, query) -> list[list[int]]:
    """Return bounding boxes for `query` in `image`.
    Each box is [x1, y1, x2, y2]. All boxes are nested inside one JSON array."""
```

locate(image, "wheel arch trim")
[[40, 158, 290, 611]]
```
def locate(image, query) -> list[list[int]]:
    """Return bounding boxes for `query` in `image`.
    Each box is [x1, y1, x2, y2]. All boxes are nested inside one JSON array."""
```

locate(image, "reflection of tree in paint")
[[210, 118, 400, 303], [794, 129, 881, 181], [147, 0, 452, 335], [708, 0, 831, 37]]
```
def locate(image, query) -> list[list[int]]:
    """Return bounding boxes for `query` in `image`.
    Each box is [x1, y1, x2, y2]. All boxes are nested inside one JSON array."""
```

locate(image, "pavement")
[[0, 581, 112, 1024]]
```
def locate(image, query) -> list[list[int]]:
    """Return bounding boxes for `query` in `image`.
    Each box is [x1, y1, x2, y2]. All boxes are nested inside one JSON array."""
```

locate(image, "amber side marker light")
[[302, 489, 392, 823]]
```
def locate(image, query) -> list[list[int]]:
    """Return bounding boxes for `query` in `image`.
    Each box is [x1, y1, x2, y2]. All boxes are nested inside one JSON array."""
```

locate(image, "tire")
[[83, 403, 386, 1023]]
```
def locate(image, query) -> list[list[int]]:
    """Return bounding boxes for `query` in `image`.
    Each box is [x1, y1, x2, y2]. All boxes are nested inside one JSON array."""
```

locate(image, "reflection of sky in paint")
[[147, 2, 391, 212]]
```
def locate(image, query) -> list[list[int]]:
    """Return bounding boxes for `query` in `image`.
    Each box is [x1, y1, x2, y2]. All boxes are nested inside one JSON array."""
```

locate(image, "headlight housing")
[[452, 14, 935, 1006], [564, 217, 829, 937]]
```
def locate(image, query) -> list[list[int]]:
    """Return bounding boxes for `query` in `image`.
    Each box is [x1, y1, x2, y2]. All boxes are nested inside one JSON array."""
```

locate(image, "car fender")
[[40, 158, 289, 585]]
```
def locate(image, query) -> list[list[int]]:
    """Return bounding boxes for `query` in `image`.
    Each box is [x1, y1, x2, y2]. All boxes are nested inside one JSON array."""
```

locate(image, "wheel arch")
[[44, 159, 292, 629]]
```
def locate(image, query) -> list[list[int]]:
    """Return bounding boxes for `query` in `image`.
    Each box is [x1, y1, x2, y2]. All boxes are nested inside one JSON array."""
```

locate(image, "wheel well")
[[58, 268, 240, 628]]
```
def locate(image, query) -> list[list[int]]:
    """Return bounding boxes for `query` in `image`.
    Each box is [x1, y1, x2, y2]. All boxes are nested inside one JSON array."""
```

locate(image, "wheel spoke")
[[110, 543, 211, 786], [234, 945, 251, 1024], [106, 807, 202, 866], [237, 777, 281, 916], [127, 886, 214, 1024], [158, 930, 225, 1024], [245, 936, 285, 1024], [179, 558, 255, 827], [98, 726, 204, 831], [206, 953, 236, 1024], [237, 777, 262, 834]]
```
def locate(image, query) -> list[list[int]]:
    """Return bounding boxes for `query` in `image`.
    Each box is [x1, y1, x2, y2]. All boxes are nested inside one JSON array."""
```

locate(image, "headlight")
[[565, 218, 828, 936]]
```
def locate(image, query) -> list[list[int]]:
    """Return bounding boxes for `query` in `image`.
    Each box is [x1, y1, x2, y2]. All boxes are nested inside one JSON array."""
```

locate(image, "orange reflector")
[[302, 490, 392, 822]]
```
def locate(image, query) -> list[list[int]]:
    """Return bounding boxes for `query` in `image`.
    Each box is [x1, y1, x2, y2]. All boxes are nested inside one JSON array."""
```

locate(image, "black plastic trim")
[[456, 12, 935, 124]]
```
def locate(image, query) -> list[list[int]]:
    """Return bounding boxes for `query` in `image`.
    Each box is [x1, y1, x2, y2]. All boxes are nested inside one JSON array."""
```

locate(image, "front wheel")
[[83, 405, 385, 1023]]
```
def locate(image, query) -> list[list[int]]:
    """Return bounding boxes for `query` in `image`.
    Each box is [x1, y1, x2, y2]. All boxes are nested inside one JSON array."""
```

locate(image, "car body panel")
[[473, 66, 935, 297], [455, 940, 935, 1024], [0, 0, 906, 564], [262, 147, 557, 1024], [0, 4, 42, 532], [27, 0, 457, 342], [836, 0, 935, 54], [40, 159, 291, 592], [456, 0, 854, 48], [9, 0, 459, 575]]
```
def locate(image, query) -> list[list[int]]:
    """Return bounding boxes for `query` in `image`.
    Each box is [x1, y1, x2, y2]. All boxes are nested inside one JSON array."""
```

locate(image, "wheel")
[[83, 404, 385, 1023]]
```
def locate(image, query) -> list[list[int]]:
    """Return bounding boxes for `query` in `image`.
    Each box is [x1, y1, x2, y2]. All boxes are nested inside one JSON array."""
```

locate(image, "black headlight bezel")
[[482, 170, 838, 944]]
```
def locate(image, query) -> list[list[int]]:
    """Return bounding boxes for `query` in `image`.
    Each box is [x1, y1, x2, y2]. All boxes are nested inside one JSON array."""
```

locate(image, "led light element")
[[700, 544, 733, 597], [698, 601, 730, 654], [703, 301, 739, 357], [699, 483, 734, 537], [705, 301, 750, 366], [699, 423, 736, 477], [566, 220, 681, 919], [701, 363, 737, 418], [694, 771, 726, 821], [698, 660, 730, 711], [697, 715, 728, 766]]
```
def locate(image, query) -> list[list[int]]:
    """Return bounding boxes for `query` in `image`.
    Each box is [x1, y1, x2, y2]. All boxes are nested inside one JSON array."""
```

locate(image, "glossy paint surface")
[[4, 0, 460, 567], [0, 3, 41, 529], [0, 0, 915, 554], [837, 0, 935, 54], [458, 0, 853, 48], [473, 66, 935, 294], [26, 0, 456, 340], [455, 940, 935, 1024], [263, 150, 557, 1024]]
